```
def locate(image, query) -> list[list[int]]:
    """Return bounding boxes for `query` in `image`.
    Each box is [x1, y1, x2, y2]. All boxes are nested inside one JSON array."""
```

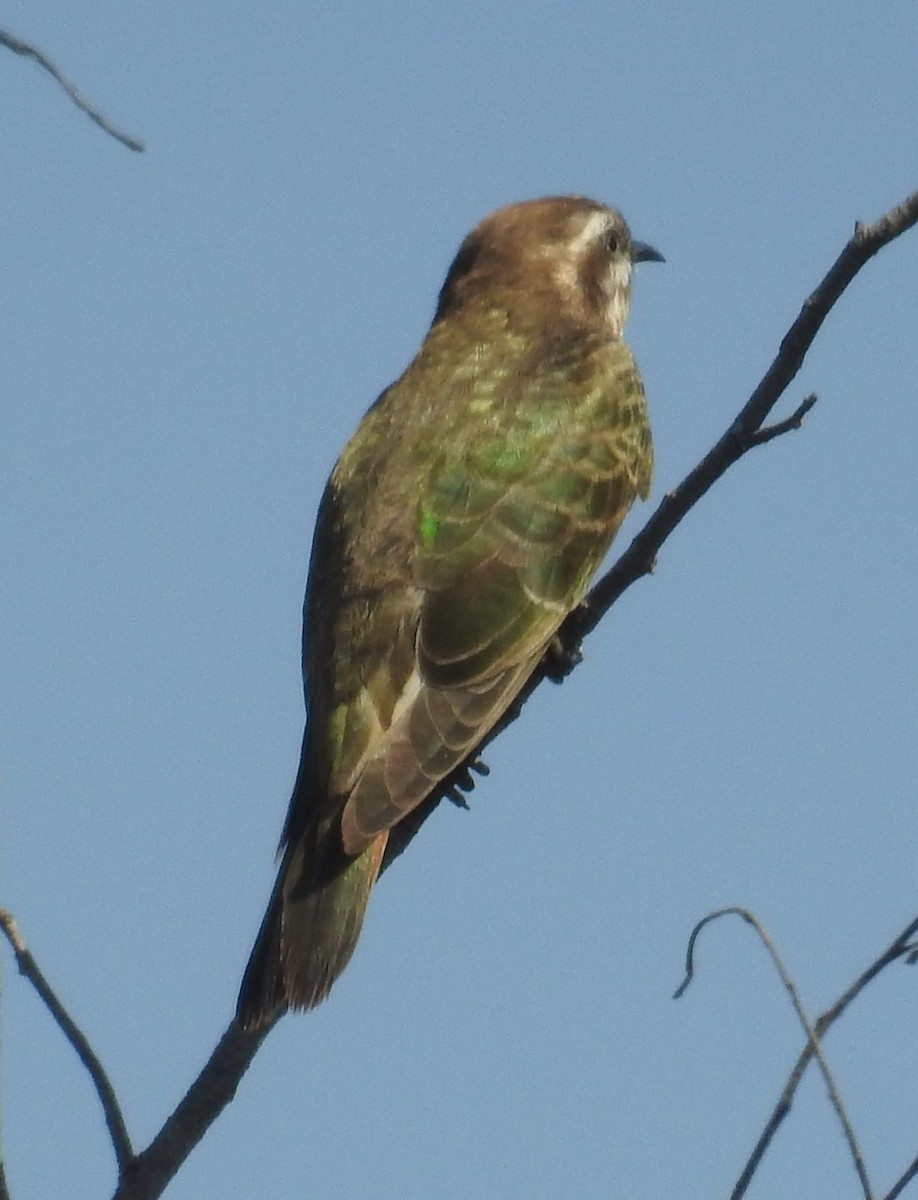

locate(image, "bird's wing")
[[335, 340, 650, 854]]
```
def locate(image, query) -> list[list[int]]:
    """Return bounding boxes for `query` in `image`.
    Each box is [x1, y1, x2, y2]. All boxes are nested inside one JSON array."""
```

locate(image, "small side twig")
[[745, 392, 819, 448], [0, 910, 134, 1173], [0, 28, 144, 152], [675, 907, 873, 1200]]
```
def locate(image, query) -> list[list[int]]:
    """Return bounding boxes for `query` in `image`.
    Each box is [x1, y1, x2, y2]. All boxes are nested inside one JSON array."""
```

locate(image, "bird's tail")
[[236, 824, 387, 1030]]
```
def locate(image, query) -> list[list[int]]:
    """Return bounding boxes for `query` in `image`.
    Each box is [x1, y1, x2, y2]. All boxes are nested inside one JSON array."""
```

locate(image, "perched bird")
[[237, 196, 662, 1029]]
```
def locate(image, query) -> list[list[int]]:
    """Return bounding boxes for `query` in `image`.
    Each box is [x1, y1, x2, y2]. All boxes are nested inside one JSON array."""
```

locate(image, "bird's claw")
[[443, 755, 489, 808], [543, 632, 584, 682], [444, 787, 471, 810]]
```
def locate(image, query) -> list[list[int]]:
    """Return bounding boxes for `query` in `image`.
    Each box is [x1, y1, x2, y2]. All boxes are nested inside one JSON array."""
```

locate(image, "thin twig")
[[729, 914, 918, 1200], [0, 28, 144, 152], [746, 392, 819, 448], [675, 907, 874, 1200], [0, 910, 134, 1173]]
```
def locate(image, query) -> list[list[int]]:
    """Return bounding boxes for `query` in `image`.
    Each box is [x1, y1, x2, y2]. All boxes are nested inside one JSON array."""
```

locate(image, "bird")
[[237, 195, 662, 1029]]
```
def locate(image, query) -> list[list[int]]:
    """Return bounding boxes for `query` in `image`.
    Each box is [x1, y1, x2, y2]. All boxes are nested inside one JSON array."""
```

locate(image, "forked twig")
[[675, 907, 874, 1200], [727, 914, 918, 1200]]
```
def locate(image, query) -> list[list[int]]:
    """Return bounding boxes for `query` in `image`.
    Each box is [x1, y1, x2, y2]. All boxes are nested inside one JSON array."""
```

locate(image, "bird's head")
[[434, 196, 662, 339]]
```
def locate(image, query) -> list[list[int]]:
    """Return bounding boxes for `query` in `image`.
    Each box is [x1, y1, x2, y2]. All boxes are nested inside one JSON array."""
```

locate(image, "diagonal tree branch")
[[0, 910, 133, 1173], [0, 28, 144, 152], [112, 1022, 273, 1200]]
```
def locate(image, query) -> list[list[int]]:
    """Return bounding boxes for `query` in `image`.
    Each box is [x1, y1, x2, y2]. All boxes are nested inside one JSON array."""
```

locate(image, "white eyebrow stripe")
[[567, 210, 610, 256]]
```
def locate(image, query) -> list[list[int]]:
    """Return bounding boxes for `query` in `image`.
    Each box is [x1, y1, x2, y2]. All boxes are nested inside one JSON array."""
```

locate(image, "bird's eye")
[[604, 228, 622, 254]]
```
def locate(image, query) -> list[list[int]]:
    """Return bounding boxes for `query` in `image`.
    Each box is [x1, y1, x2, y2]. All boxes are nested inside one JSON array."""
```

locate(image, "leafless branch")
[[736, 914, 918, 1200], [675, 907, 874, 1200], [112, 1022, 273, 1200], [0, 910, 133, 1173], [675, 911, 918, 1200], [0, 908, 270, 1197], [0, 28, 144, 152]]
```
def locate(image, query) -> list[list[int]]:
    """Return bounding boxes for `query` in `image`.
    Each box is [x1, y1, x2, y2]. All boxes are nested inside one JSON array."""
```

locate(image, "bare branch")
[[675, 907, 874, 1200], [0, 910, 133, 1173], [0, 28, 144, 152], [112, 1021, 273, 1200], [0, 906, 271, 1199], [729, 914, 918, 1200]]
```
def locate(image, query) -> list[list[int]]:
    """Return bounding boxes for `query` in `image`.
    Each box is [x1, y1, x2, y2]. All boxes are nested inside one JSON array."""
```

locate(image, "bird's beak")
[[632, 240, 665, 264]]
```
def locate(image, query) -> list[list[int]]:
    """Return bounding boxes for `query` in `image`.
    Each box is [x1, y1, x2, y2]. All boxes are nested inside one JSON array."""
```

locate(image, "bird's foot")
[[443, 756, 490, 809], [543, 631, 584, 683]]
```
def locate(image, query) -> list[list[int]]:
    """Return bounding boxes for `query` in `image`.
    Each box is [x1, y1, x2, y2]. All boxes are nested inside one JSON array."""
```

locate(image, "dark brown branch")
[[0, 28, 144, 152], [675, 908, 874, 1200], [0, 909, 133, 1173], [112, 1021, 272, 1200], [727, 914, 918, 1200], [886, 1152, 918, 1200]]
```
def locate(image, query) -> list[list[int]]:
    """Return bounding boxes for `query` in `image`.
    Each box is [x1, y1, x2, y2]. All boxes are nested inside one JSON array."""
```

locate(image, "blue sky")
[[3, 4, 918, 1198]]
